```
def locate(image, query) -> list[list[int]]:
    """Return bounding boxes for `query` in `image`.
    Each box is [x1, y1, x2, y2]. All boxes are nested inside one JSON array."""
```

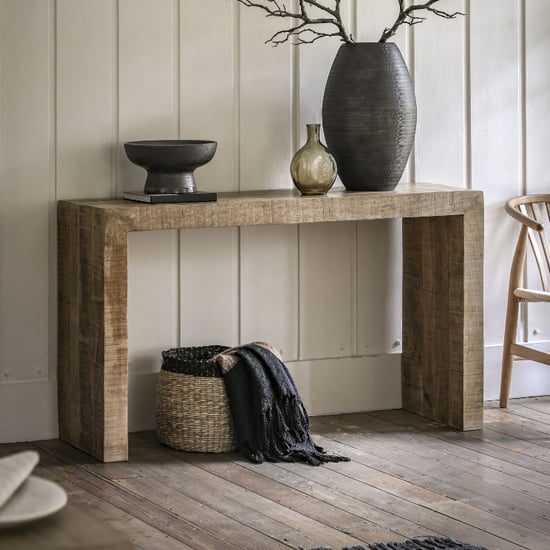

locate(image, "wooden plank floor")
[[2, 398, 550, 549]]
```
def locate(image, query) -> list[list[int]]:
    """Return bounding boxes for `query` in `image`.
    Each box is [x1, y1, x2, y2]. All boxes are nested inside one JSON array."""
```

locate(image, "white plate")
[[0, 475, 67, 528]]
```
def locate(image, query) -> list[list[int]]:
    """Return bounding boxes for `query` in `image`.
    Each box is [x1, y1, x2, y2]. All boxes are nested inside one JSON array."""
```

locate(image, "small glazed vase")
[[290, 124, 337, 195]]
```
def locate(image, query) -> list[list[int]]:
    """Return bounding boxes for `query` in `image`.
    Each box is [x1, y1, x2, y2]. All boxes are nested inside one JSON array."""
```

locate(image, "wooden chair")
[[500, 194, 550, 407]]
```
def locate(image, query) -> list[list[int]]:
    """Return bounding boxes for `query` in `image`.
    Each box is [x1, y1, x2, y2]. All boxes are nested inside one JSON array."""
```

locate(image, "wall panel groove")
[[524, 0, 550, 342], [1, 0, 55, 385], [120, 0, 180, 378], [470, 0, 522, 345], [178, 0, 239, 350], [56, 0, 117, 200], [464, 0, 472, 190], [520, 0, 526, 198], [48, 0, 58, 382]]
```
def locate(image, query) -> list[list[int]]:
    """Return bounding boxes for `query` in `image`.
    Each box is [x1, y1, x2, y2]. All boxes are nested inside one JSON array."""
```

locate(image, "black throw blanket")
[[216, 342, 349, 466]]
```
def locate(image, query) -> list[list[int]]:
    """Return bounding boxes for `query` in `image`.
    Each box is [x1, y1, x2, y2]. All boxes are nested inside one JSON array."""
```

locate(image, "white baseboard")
[[127, 354, 403, 432], [2, 346, 550, 442], [0, 378, 58, 443], [484, 342, 550, 401], [286, 355, 402, 416]]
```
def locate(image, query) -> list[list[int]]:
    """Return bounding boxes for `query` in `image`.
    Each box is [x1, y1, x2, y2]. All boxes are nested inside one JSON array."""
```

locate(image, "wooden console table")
[[58, 183, 484, 462]]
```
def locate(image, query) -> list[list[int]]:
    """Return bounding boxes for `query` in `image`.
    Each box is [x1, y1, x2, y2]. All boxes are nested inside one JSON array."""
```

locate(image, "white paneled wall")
[[470, 0, 522, 346], [415, 1, 467, 188], [526, 0, 550, 343], [1, 0, 550, 442], [0, 1, 52, 389]]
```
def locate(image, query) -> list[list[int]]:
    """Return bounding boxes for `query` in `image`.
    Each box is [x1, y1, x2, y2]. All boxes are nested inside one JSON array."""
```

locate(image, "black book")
[[123, 191, 217, 204]]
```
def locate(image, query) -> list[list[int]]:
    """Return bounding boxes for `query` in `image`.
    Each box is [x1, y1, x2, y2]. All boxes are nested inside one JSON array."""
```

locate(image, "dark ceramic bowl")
[[124, 139, 217, 194]]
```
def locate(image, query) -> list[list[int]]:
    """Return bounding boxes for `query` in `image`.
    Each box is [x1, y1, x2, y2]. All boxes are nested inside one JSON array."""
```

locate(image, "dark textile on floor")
[[309, 537, 489, 550], [219, 343, 349, 465], [367, 536, 489, 549]]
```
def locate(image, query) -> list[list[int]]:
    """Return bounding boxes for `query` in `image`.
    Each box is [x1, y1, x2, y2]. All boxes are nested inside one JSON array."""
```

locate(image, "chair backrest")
[[506, 195, 550, 291]]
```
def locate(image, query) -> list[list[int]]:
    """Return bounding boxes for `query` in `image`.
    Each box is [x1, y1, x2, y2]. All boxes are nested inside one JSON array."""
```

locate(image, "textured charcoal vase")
[[290, 123, 337, 195], [322, 43, 417, 192]]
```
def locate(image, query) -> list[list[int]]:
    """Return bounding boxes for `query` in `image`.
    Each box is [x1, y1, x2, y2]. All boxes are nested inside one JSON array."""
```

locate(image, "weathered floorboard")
[[2, 399, 550, 549]]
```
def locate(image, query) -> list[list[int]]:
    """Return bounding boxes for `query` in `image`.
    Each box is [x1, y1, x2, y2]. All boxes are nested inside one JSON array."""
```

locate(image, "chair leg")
[[500, 351, 514, 408], [500, 295, 520, 408]]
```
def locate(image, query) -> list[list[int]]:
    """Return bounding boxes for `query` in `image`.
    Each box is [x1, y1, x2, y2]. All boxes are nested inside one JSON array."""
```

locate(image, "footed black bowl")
[[124, 139, 217, 194]]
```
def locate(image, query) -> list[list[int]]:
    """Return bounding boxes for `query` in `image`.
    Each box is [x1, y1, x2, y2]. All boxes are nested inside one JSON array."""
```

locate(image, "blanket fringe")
[[216, 342, 349, 466]]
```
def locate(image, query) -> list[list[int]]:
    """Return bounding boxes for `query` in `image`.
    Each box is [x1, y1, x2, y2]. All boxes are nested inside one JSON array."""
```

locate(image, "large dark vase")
[[322, 42, 417, 192]]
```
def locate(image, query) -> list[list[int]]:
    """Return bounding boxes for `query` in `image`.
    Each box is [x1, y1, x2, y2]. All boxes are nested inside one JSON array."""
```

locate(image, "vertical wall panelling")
[[356, 0, 406, 357], [120, 0, 180, 384], [296, 2, 356, 362], [414, 0, 466, 187], [47, 0, 57, 385], [355, 2, 408, 77], [297, 2, 348, 185], [179, 228, 239, 347], [179, 0, 236, 193], [238, 5, 293, 192], [119, 0, 179, 192], [525, 0, 550, 197], [239, 4, 299, 357], [56, 0, 116, 200], [470, 0, 521, 346], [178, 0, 239, 349], [127, 229, 179, 371], [525, 0, 550, 343], [357, 220, 402, 356], [0, 0, 53, 382], [240, 225, 299, 359], [299, 222, 355, 360]]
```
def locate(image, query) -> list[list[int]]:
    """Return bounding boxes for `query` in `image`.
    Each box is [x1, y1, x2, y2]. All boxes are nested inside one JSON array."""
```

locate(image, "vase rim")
[[341, 41, 398, 47]]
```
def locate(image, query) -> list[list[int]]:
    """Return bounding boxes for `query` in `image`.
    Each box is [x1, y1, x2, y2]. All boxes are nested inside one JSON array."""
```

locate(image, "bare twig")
[[235, 0, 353, 45], [379, 0, 464, 42], [235, 0, 463, 46]]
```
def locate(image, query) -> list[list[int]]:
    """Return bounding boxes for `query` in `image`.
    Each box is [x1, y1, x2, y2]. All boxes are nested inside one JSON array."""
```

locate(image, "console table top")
[[59, 183, 483, 232]]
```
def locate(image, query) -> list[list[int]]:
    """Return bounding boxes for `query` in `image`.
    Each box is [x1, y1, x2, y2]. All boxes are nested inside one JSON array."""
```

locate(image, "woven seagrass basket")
[[156, 345, 236, 453]]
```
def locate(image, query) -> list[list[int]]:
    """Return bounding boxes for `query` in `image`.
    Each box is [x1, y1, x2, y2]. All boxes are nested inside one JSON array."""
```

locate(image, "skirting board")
[[484, 343, 550, 401], [128, 354, 403, 432], [286, 355, 402, 416], [128, 348, 550, 432], [0, 378, 58, 442], [2, 346, 550, 442]]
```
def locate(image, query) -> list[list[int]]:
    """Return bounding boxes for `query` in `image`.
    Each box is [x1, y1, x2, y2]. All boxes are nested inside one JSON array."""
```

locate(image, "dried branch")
[[235, 0, 463, 46], [235, 0, 353, 45], [379, 0, 464, 43]]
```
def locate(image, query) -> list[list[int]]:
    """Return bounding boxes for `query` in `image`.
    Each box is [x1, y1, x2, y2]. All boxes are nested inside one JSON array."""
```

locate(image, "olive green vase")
[[290, 124, 337, 195]]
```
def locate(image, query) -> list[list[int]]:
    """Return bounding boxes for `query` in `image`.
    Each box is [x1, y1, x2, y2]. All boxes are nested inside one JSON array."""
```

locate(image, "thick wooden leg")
[[56, 187, 484, 459], [58, 203, 129, 462], [402, 207, 484, 430]]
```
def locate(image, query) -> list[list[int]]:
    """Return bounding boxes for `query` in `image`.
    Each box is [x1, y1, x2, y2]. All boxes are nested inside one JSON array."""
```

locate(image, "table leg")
[[402, 208, 484, 430], [58, 203, 129, 461]]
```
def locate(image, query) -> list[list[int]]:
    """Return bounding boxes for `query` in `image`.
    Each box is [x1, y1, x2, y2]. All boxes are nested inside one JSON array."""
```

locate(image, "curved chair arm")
[[505, 195, 549, 232]]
